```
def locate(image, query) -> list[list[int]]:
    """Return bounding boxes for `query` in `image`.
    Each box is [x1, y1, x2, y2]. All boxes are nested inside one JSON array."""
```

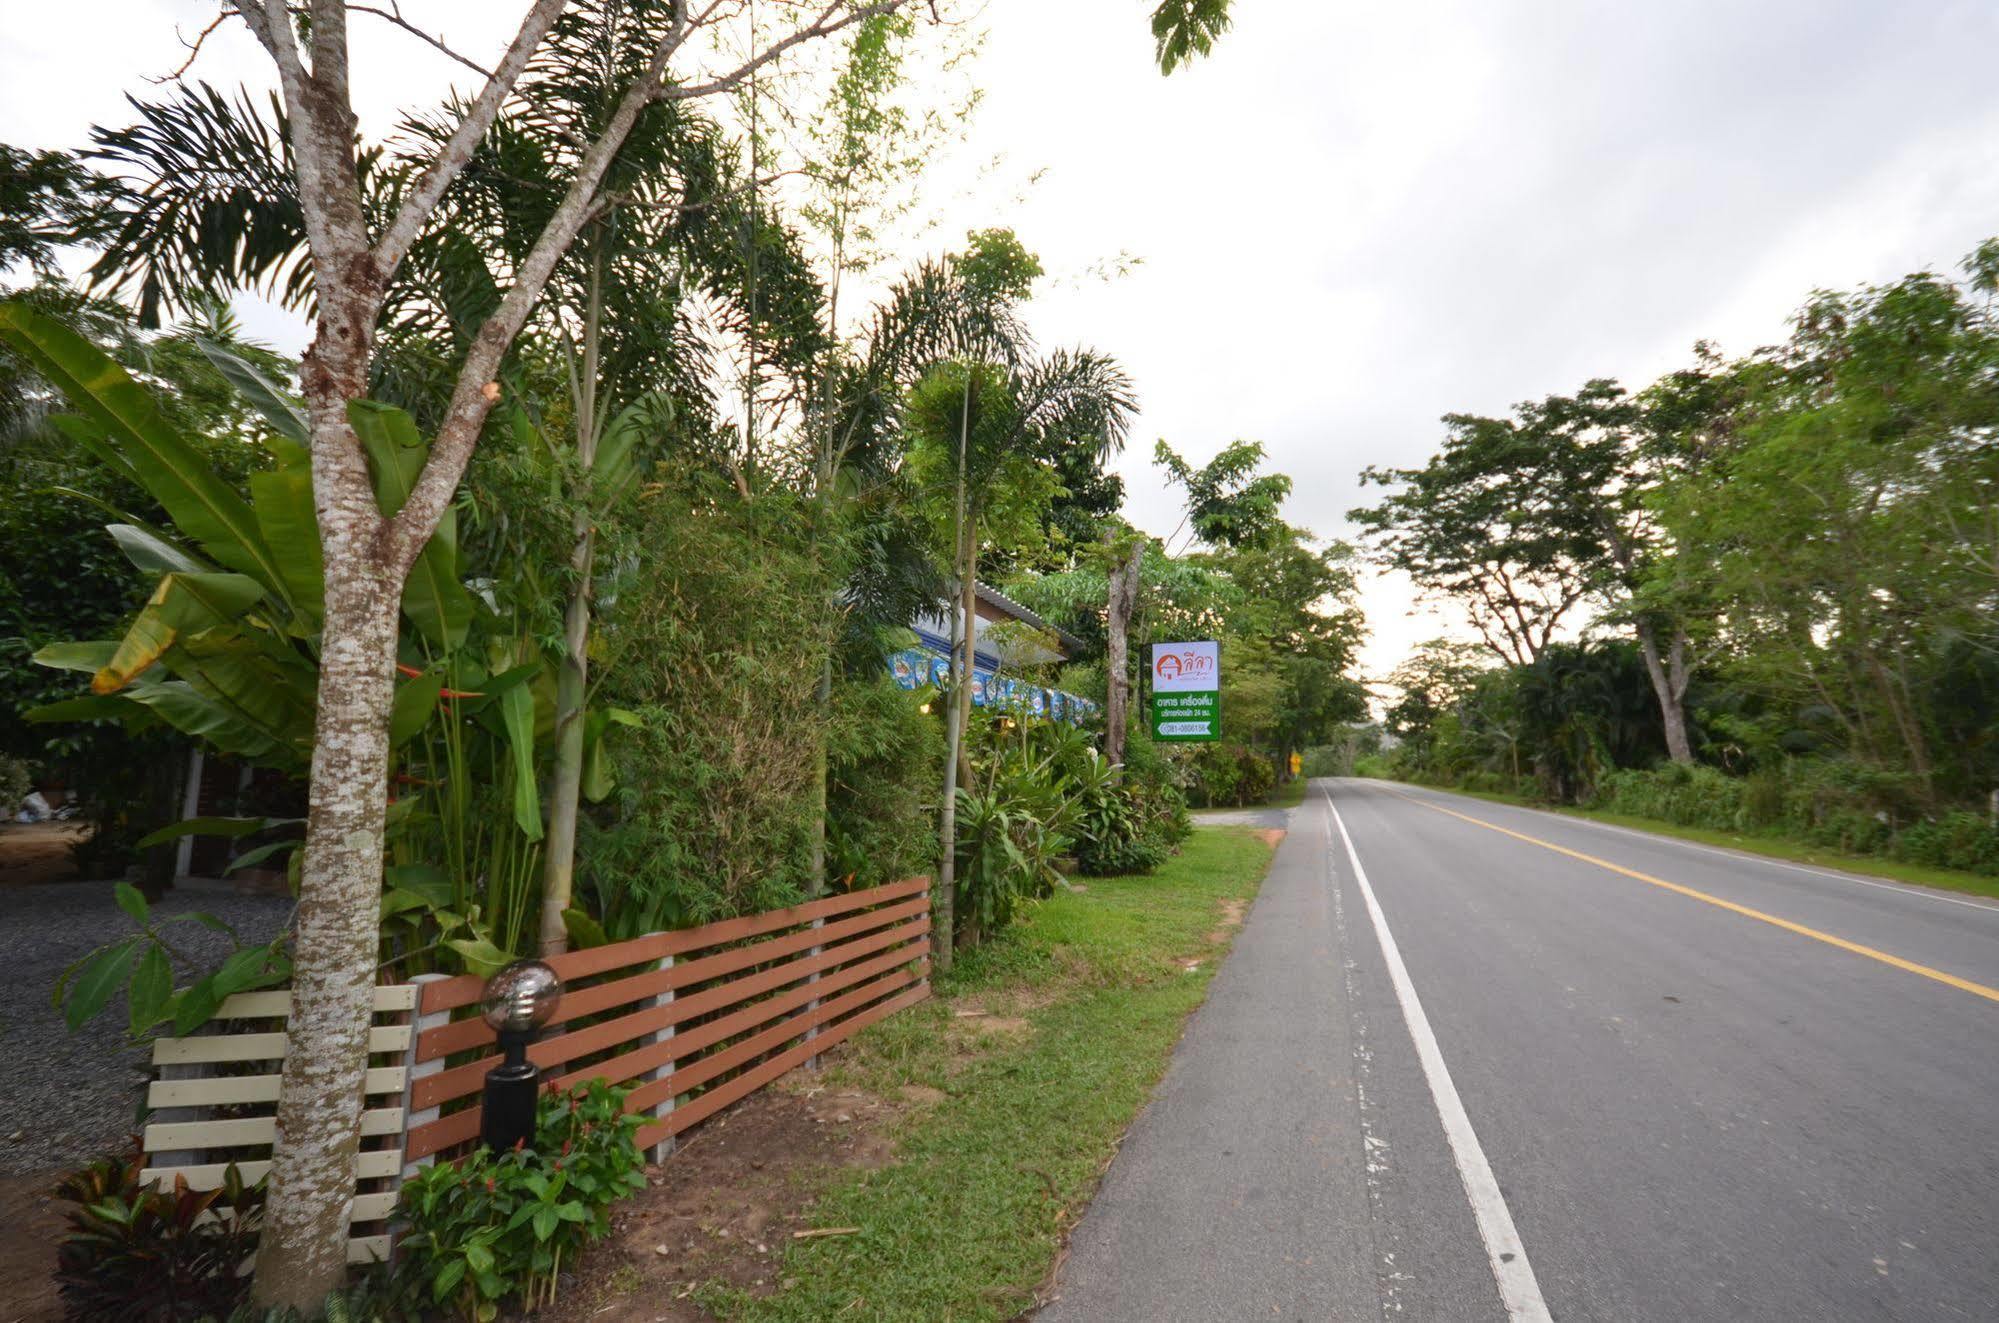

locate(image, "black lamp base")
[[481, 1030, 541, 1151]]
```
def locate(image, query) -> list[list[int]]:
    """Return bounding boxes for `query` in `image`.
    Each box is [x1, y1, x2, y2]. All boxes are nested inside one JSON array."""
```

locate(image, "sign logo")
[[1149, 640, 1220, 742]]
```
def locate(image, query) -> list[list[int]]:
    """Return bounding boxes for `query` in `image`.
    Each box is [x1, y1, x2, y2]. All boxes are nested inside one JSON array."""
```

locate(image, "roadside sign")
[[1149, 640, 1220, 742]]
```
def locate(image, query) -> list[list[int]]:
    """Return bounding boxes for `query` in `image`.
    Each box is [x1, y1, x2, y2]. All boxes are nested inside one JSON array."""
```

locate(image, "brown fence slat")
[[634, 981, 929, 1150], [416, 876, 930, 1014], [623, 962, 924, 1112], [414, 896, 928, 1062], [588, 933, 930, 1097], [406, 962, 930, 1164], [410, 918, 928, 1111]]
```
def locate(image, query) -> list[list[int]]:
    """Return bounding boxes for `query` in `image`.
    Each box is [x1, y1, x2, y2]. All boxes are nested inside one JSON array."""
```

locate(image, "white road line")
[[1385, 781, 1999, 916], [1323, 785, 1553, 1323]]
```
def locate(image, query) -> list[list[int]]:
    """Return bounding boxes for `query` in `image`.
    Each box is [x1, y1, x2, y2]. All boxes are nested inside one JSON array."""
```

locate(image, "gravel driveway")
[[0, 878, 291, 1176]]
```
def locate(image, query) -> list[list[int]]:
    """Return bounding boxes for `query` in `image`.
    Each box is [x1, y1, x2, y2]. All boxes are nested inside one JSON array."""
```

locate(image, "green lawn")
[[703, 827, 1277, 1322], [1383, 778, 1999, 903]]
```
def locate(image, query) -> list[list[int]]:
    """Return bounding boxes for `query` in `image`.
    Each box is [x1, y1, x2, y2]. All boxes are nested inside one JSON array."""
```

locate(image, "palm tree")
[[904, 342, 1137, 959]]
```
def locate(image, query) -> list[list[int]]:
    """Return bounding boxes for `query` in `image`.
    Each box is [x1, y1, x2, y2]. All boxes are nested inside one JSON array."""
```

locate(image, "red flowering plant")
[[395, 1080, 647, 1320]]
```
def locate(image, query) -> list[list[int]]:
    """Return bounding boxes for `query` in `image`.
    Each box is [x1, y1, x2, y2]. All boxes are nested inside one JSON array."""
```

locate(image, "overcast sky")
[[7, 1, 1999, 686]]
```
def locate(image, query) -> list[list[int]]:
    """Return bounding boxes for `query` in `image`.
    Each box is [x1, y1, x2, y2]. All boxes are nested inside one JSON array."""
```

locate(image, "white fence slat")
[[211, 985, 417, 1019], [145, 1107, 404, 1153], [349, 1192, 399, 1223], [152, 1023, 411, 1066], [146, 1065, 406, 1110], [140, 1149, 402, 1191], [347, 1235, 392, 1265]]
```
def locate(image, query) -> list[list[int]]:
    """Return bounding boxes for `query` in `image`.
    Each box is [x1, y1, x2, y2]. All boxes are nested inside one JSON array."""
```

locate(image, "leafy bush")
[[54, 1142, 261, 1322], [1119, 726, 1191, 851], [1894, 811, 1999, 874], [953, 720, 1082, 942], [1065, 743, 1167, 877], [1184, 743, 1277, 808], [54, 881, 290, 1038], [396, 1080, 647, 1321], [583, 475, 830, 931], [826, 674, 943, 892], [0, 752, 30, 811], [1583, 760, 1999, 876]]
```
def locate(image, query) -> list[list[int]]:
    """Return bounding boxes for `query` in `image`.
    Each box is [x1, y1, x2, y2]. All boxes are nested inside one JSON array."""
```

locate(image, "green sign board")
[[1149, 640, 1219, 742]]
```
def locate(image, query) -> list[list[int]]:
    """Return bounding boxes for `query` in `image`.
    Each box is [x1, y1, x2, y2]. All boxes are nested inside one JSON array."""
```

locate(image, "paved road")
[[1041, 778, 1999, 1322]]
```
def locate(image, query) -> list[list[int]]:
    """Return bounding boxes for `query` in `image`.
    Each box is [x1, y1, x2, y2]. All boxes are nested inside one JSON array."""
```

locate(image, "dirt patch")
[[945, 1006, 1031, 1049], [545, 1068, 907, 1323], [0, 1170, 65, 1323], [0, 824, 87, 888], [1206, 898, 1249, 945], [1255, 827, 1286, 849]]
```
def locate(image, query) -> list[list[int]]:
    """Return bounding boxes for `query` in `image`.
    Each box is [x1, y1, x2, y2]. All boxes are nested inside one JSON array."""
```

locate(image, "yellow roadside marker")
[[1383, 787, 1999, 1007]]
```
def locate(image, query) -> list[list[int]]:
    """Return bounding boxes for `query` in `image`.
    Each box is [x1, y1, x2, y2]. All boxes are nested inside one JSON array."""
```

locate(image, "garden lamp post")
[[479, 960, 563, 1151]]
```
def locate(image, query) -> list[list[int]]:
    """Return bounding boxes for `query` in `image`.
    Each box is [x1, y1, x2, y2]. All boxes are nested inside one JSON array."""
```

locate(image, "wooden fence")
[[137, 876, 932, 1262]]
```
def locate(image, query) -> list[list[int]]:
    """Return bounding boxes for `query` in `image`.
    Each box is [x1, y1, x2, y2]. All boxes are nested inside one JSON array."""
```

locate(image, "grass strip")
[[703, 826, 1276, 1321]]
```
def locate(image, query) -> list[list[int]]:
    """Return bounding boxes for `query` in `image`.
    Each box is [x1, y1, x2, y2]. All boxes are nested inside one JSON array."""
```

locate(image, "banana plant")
[[3, 301, 603, 1005], [0, 301, 473, 764]]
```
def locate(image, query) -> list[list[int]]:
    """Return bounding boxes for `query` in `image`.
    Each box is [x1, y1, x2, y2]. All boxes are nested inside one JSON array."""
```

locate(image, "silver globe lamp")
[[479, 960, 562, 1151]]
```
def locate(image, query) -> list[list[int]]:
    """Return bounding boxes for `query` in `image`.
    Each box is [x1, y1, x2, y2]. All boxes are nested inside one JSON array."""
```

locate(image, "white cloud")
[[9, 0, 1999, 692]]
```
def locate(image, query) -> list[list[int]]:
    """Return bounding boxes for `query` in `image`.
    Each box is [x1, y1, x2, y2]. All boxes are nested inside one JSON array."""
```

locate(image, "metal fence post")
[[805, 914, 825, 1068], [639, 945, 676, 1164]]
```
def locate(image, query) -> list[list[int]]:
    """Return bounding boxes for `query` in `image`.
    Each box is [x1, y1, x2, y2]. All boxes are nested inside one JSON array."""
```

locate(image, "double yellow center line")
[[1386, 788, 1999, 1007]]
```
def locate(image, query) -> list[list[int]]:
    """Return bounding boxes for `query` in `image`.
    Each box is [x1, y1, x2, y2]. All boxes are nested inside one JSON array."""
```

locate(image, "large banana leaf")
[[196, 338, 309, 444], [498, 679, 543, 841], [248, 466, 325, 625], [348, 400, 472, 651], [164, 631, 316, 756], [121, 680, 288, 762], [107, 524, 210, 575], [0, 301, 286, 594], [95, 572, 266, 693], [34, 641, 118, 674]]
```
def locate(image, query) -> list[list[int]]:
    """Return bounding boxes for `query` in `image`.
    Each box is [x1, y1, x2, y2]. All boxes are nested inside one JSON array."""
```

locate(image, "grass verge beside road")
[[1267, 775, 1310, 810], [702, 826, 1277, 1322], [1386, 778, 1999, 904]]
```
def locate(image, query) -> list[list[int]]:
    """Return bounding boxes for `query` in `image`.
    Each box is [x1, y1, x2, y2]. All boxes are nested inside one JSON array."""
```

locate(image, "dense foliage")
[[53, 1145, 262, 1322], [395, 1081, 647, 1321], [1357, 242, 1999, 874]]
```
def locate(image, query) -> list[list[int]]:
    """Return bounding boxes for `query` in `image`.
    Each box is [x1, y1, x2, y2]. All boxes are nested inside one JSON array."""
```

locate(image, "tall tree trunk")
[[538, 523, 595, 954], [809, 657, 832, 895], [537, 249, 606, 955], [934, 384, 971, 974], [256, 501, 400, 1306], [953, 512, 979, 950], [1103, 538, 1141, 770], [1634, 620, 1695, 765]]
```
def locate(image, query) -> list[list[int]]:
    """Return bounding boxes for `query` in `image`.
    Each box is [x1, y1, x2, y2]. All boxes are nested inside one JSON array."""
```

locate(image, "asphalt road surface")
[[1040, 778, 1999, 1322]]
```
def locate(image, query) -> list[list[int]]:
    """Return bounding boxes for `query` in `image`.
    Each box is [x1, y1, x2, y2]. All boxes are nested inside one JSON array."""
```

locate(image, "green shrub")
[[952, 714, 1082, 941], [1184, 743, 1278, 808], [1066, 744, 1167, 877], [1894, 811, 1999, 874], [826, 675, 943, 892], [54, 1143, 261, 1322], [396, 1080, 647, 1322], [1118, 726, 1191, 850], [582, 477, 829, 932], [0, 753, 30, 811]]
